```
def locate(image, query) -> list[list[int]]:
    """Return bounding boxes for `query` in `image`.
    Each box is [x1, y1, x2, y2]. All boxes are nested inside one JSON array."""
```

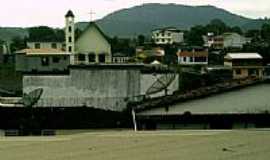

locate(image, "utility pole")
[[132, 107, 137, 132], [89, 10, 96, 22]]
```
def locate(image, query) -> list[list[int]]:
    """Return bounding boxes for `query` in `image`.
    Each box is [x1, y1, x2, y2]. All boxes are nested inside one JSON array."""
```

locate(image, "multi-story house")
[[224, 53, 263, 79], [204, 32, 251, 49], [152, 27, 184, 45]]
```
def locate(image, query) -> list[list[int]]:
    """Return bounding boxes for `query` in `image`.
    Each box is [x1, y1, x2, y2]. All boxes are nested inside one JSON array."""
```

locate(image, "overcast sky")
[[0, 0, 269, 27]]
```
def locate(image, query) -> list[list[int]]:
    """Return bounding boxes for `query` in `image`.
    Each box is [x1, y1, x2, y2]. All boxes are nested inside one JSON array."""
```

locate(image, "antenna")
[[20, 88, 43, 108], [146, 73, 176, 96]]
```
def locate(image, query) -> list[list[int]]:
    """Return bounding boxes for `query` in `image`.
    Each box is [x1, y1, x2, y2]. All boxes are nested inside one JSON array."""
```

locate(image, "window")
[[69, 36, 72, 43], [51, 43, 57, 49], [167, 33, 171, 36], [68, 26, 72, 32], [35, 43, 41, 49], [183, 57, 186, 62], [78, 54, 85, 61], [68, 46, 72, 52], [52, 56, 60, 63], [162, 33, 165, 37], [88, 54, 96, 62], [41, 57, 49, 66], [98, 54, 106, 63], [235, 69, 241, 75], [195, 57, 207, 62], [190, 57, 194, 62], [162, 39, 165, 42], [248, 69, 257, 76]]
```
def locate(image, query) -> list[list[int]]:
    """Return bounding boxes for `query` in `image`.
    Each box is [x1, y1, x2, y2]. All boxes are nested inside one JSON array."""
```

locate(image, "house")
[[136, 47, 165, 63], [27, 41, 65, 50], [152, 27, 184, 45], [204, 32, 250, 49], [223, 33, 251, 48], [112, 52, 131, 63], [176, 48, 208, 65], [224, 53, 263, 79], [65, 10, 112, 65], [15, 48, 70, 72]]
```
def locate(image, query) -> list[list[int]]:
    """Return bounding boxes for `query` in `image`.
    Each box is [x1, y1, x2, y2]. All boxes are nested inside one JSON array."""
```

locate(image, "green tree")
[[27, 26, 63, 42], [230, 26, 243, 35], [206, 19, 229, 35], [137, 34, 145, 46], [164, 44, 178, 64], [261, 23, 270, 42], [186, 25, 206, 46], [10, 36, 26, 52]]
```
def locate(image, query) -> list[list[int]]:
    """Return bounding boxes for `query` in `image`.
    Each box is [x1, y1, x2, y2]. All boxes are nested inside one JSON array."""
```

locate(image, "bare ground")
[[0, 129, 269, 160]]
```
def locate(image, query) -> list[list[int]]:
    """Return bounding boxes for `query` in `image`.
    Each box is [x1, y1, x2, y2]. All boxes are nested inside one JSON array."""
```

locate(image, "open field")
[[0, 129, 270, 160]]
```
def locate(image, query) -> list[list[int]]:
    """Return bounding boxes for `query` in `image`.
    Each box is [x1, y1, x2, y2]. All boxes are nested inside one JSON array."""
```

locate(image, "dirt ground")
[[0, 129, 269, 160]]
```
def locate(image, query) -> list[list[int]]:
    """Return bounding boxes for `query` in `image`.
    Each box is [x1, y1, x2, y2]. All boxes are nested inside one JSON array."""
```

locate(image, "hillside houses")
[[152, 27, 184, 45], [203, 32, 251, 49]]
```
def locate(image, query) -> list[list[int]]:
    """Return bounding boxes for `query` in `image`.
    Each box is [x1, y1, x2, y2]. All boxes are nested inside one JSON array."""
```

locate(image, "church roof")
[[65, 10, 75, 18], [76, 22, 111, 44]]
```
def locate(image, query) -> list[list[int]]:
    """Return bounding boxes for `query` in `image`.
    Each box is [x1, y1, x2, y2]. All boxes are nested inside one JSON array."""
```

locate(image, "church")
[[65, 10, 112, 65], [16, 10, 112, 72]]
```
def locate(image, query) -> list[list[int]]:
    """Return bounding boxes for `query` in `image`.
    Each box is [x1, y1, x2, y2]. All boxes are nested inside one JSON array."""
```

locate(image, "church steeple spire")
[[65, 10, 75, 18], [65, 10, 75, 54]]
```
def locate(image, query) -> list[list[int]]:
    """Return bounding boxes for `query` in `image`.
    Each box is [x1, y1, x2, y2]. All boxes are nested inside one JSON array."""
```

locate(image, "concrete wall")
[[23, 67, 141, 111]]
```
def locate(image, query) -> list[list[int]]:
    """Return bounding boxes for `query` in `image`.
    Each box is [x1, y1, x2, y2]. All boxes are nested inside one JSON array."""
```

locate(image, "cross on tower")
[[89, 10, 96, 22]]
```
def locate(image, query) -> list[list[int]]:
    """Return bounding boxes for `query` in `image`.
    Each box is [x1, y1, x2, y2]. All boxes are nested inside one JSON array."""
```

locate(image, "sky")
[[0, 0, 269, 27]]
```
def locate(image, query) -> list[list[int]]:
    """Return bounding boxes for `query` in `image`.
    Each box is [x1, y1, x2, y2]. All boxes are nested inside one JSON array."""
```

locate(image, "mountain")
[[0, 3, 268, 41], [90, 3, 266, 38], [0, 27, 28, 42]]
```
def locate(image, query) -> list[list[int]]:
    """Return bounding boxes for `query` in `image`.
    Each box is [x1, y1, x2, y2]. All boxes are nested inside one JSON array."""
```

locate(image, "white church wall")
[[75, 25, 111, 63]]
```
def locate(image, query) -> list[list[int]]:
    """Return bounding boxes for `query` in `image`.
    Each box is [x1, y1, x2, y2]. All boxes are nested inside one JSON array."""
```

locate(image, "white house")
[[203, 32, 250, 49], [223, 33, 251, 48], [27, 42, 65, 50], [176, 48, 208, 65], [112, 52, 130, 63], [152, 27, 184, 45], [65, 10, 112, 64]]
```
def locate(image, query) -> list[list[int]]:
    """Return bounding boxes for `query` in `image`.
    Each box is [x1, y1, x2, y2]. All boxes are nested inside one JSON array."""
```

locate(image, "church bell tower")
[[65, 10, 75, 54]]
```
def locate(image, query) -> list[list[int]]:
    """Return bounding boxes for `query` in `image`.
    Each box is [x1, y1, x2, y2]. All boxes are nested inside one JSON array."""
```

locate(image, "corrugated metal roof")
[[225, 53, 262, 59], [16, 48, 70, 55], [138, 84, 270, 115]]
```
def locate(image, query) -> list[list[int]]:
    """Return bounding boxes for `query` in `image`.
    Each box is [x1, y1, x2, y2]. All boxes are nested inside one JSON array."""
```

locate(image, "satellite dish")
[[20, 88, 43, 108], [146, 73, 176, 96]]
